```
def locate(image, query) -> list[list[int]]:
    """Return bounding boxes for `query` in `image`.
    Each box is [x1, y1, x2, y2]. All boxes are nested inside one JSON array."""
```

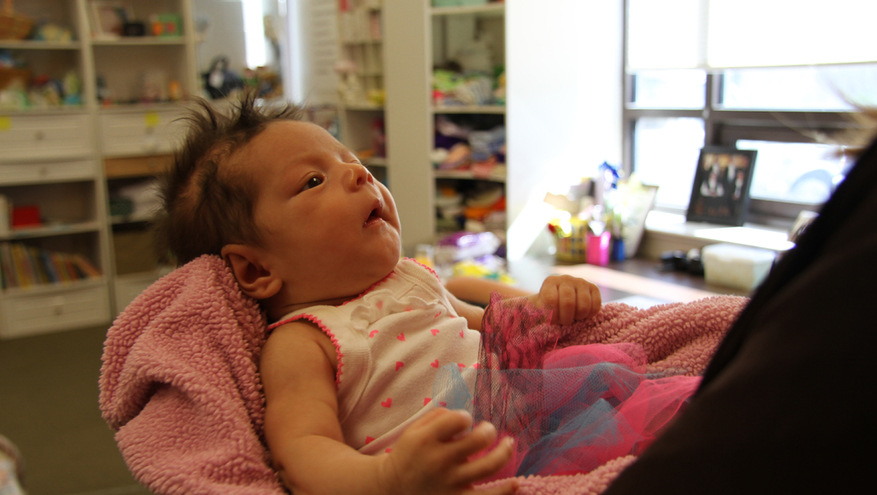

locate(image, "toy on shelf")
[[202, 55, 243, 100], [334, 59, 366, 106], [432, 231, 514, 285], [0, 0, 33, 41]]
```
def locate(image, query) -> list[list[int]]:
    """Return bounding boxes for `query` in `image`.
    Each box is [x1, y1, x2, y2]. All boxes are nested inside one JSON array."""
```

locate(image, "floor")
[[0, 324, 152, 495]]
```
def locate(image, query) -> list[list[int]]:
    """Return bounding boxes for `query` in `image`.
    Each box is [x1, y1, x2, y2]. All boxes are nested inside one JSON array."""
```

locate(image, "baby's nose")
[[350, 163, 373, 188]]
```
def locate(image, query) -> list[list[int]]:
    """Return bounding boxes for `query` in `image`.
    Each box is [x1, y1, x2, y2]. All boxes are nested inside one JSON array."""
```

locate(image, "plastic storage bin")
[[702, 243, 776, 291]]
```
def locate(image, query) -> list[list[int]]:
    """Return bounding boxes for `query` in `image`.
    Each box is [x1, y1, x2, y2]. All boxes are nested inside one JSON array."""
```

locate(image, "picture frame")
[[686, 146, 757, 226], [90, 1, 133, 38]]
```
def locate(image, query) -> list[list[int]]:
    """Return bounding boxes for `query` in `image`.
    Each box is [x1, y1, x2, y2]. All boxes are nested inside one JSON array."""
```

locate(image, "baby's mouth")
[[364, 201, 383, 227]]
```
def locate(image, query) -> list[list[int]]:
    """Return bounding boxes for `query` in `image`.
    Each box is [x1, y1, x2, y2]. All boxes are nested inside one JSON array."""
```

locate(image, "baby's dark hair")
[[155, 92, 305, 265]]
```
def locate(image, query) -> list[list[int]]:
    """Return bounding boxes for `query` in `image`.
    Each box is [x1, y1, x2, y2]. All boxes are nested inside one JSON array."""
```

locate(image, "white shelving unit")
[[430, 3, 507, 236], [335, 0, 388, 185], [0, 0, 198, 338], [384, 1, 507, 252], [384, 0, 623, 259], [91, 0, 197, 314]]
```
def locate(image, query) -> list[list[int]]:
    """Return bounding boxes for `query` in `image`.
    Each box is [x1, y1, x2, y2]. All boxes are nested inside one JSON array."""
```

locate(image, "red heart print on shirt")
[[381, 398, 392, 408], [369, 330, 378, 338], [395, 361, 404, 371], [431, 359, 439, 368], [430, 329, 439, 336], [396, 333, 405, 341]]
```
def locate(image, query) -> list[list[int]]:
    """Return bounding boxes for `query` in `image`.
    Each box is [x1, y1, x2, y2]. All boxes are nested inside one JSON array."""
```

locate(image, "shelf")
[[431, 3, 505, 17], [344, 103, 385, 111], [90, 36, 187, 46], [0, 276, 105, 297], [434, 168, 506, 183], [97, 102, 187, 113], [342, 38, 383, 45], [0, 40, 81, 50], [433, 105, 505, 114], [0, 106, 87, 115], [110, 212, 155, 225], [1, 221, 102, 241]]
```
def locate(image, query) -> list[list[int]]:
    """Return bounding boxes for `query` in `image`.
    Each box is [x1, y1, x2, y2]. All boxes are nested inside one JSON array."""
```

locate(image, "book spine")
[[28, 246, 51, 285], [11, 244, 34, 288], [0, 242, 10, 289], [72, 254, 102, 278], [40, 250, 60, 284]]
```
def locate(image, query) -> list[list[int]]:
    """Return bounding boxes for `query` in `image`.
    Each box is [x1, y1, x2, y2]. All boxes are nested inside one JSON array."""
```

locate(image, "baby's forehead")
[[229, 120, 348, 174]]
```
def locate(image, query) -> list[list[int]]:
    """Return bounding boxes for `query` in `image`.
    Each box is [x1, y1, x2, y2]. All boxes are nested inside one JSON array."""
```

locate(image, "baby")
[[156, 94, 602, 495]]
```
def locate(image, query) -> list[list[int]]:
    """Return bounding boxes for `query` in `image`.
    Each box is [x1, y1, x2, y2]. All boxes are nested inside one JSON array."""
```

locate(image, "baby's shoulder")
[[263, 319, 338, 369]]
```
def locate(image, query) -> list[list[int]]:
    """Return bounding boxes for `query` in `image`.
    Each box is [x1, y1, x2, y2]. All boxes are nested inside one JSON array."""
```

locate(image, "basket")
[[0, 67, 30, 89], [0, 0, 33, 40]]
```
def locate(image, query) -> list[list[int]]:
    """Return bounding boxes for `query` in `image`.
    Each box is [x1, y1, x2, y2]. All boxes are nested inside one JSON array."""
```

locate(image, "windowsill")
[[638, 210, 795, 259]]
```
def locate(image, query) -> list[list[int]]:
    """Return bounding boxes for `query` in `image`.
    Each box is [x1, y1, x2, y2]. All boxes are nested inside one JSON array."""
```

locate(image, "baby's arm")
[[446, 277, 533, 331], [447, 274, 601, 328], [260, 321, 518, 495]]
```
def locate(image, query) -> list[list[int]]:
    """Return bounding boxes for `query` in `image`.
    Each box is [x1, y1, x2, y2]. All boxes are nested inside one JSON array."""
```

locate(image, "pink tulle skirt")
[[434, 297, 701, 480]]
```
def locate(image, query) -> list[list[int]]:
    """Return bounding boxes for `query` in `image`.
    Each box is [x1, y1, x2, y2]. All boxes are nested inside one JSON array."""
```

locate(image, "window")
[[624, 0, 877, 224]]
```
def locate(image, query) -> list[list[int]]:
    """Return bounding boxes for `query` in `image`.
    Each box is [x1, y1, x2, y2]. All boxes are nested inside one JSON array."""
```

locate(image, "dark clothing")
[[604, 139, 877, 494]]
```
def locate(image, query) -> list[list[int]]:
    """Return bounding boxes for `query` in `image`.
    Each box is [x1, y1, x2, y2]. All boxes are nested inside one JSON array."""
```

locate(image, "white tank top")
[[270, 259, 481, 454]]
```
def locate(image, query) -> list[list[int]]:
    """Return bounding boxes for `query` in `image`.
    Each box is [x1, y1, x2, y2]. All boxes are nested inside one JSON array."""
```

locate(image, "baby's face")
[[237, 120, 401, 308]]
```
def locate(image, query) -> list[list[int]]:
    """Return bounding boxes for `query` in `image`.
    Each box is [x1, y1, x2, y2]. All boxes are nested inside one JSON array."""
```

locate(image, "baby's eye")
[[301, 176, 323, 191]]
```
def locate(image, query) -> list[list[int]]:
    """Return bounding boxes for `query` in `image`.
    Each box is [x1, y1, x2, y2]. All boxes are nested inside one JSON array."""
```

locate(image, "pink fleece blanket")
[[99, 255, 747, 494]]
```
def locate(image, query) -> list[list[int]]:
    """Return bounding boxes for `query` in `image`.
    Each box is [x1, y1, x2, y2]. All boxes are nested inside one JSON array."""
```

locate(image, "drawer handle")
[[35, 131, 45, 141], [40, 166, 49, 177]]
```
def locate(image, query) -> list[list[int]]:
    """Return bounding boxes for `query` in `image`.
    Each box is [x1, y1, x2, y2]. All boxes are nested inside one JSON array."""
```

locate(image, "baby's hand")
[[531, 274, 602, 325], [381, 408, 517, 495]]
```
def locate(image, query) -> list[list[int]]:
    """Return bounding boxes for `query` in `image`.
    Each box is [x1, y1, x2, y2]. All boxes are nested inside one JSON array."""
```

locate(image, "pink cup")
[[587, 231, 611, 266]]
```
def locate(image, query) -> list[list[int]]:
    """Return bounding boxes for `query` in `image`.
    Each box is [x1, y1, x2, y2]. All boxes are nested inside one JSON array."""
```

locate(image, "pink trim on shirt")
[[268, 314, 344, 387], [404, 257, 443, 281]]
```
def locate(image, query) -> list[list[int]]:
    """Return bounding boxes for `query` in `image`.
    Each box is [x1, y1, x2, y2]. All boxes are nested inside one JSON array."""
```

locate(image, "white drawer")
[[0, 281, 111, 339], [99, 110, 187, 157], [0, 113, 95, 162], [0, 159, 97, 185]]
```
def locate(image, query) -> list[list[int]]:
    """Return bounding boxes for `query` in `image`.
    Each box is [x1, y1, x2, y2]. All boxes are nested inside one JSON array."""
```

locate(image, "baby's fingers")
[[574, 282, 601, 321], [445, 421, 499, 463], [451, 436, 515, 486]]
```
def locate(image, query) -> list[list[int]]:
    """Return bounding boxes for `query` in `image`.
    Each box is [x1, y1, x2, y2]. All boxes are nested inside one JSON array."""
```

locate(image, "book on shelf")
[[0, 242, 102, 290]]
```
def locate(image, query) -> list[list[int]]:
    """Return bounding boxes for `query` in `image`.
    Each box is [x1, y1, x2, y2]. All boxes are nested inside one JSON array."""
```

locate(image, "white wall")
[[506, 0, 623, 260], [288, 0, 338, 104], [194, 0, 248, 73]]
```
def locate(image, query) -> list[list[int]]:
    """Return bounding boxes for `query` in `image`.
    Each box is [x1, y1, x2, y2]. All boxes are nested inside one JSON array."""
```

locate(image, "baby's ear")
[[221, 244, 282, 300]]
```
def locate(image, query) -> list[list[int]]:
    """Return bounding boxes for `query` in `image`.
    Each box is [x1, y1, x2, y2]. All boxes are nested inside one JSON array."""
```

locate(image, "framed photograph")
[[686, 147, 757, 226], [90, 1, 133, 38]]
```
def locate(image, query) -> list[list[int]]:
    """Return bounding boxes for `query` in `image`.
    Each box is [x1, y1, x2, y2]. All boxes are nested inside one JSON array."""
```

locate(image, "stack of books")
[[0, 242, 101, 289]]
